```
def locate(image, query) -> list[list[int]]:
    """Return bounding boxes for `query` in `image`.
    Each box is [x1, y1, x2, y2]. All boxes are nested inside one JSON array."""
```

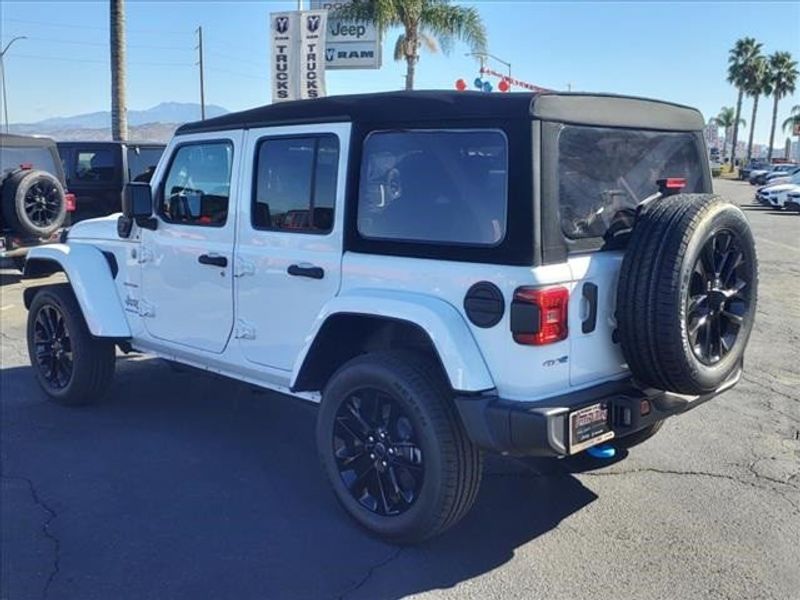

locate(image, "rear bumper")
[[454, 370, 742, 457]]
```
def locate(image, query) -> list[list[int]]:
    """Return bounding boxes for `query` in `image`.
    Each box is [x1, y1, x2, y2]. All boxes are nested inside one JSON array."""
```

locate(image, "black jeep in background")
[[57, 141, 164, 222], [1, 133, 74, 267]]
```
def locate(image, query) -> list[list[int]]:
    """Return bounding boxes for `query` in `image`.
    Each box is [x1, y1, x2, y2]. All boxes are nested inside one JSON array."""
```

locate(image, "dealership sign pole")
[[271, 10, 328, 103]]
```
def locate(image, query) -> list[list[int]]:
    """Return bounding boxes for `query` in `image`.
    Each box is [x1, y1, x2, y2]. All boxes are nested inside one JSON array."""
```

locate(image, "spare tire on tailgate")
[[1, 169, 67, 238], [616, 194, 757, 395]]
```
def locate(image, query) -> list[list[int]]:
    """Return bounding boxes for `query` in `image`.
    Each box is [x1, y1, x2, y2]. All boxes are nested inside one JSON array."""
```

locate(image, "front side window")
[[558, 126, 706, 239], [160, 141, 233, 227], [252, 135, 338, 233], [358, 130, 508, 246], [75, 149, 116, 182]]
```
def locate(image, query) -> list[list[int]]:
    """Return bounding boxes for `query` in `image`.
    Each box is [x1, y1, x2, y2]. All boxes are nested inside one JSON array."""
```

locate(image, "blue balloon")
[[483, 81, 493, 93], [473, 77, 483, 89]]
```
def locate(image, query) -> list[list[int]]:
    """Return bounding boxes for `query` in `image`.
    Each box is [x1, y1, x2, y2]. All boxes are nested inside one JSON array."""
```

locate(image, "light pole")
[[1, 36, 27, 133], [466, 51, 511, 86]]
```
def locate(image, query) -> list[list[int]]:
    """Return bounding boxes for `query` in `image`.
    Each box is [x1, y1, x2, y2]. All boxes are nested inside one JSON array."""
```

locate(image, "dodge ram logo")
[[306, 15, 321, 33], [275, 16, 289, 34]]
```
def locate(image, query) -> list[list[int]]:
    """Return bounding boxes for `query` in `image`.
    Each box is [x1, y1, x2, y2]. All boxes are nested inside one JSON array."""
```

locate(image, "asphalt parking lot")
[[1, 178, 798, 600]]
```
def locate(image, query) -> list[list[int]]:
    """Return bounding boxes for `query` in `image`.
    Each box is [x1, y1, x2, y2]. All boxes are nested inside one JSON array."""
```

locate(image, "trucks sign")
[[310, 0, 382, 69]]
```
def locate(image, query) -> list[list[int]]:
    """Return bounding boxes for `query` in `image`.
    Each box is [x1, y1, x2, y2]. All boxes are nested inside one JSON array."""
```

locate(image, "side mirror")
[[123, 182, 153, 218], [119, 182, 157, 236]]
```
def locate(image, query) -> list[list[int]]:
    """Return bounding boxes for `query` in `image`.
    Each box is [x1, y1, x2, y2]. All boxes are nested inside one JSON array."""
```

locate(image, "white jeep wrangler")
[[22, 92, 758, 543]]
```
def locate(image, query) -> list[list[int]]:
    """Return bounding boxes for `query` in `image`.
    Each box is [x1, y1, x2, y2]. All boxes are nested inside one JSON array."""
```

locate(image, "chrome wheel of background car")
[[32, 304, 73, 389], [687, 229, 751, 365], [333, 388, 424, 517], [24, 180, 62, 228]]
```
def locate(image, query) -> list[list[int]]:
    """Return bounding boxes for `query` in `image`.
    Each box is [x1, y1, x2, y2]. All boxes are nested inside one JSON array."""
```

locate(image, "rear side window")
[[75, 149, 116, 182], [127, 146, 164, 182], [160, 141, 233, 227], [358, 130, 508, 246], [0, 146, 58, 177], [252, 135, 339, 233], [558, 126, 706, 239]]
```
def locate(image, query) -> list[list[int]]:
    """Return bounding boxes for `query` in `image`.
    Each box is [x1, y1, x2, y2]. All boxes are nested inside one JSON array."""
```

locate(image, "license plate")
[[569, 402, 614, 454]]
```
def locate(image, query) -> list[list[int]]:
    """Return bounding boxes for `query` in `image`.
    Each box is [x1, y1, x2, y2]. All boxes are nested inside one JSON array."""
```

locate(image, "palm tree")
[[334, 0, 487, 90], [766, 52, 798, 160], [110, 0, 127, 141], [782, 104, 800, 133], [727, 37, 762, 168], [712, 107, 745, 164], [745, 56, 770, 162]]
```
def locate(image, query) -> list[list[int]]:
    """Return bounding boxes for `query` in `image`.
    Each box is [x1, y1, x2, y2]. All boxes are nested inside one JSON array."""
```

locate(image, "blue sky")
[[2, 1, 799, 145]]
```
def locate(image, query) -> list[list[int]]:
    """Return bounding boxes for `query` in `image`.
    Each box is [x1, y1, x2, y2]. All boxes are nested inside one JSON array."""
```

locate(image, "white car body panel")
[[24, 243, 130, 337], [292, 286, 495, 393], [236, 123, 349, 371], [138, 130, 244, 354]]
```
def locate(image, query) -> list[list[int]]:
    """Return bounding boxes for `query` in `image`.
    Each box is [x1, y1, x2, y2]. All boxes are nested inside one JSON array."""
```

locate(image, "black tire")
[[2, 170, 67, 238], [617, 194, 757, 395], [317, 351, 482, 544], [26, 284, 116, 406], [614, 421, 664, 449]]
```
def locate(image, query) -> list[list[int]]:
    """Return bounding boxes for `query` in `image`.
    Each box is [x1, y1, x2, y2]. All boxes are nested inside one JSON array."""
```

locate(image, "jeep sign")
[[310, 0, 381, 69]]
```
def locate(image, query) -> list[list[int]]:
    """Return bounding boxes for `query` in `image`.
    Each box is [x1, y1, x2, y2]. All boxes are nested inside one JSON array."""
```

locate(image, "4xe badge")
[[543, 355, 569, 368]]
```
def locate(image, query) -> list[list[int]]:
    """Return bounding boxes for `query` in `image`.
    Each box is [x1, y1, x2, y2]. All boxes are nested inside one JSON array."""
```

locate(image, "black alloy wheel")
[[687, 229, 751, 365], [25, 180, 63, 228], [333, 388, 424, 517], [32, 303, 73, 389]]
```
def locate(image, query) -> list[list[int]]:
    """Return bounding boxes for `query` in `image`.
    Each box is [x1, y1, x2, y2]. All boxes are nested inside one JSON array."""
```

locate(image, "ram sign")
[[310, 0, 382, 69]]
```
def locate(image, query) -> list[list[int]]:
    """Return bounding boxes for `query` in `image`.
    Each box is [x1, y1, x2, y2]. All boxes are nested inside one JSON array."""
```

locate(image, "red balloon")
[[498, 79, 510, 92], [455, 78, 467, 91]]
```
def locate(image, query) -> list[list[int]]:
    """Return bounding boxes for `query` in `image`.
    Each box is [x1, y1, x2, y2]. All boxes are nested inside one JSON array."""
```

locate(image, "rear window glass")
[[558, 126, 706, 239], [358, 130, 508, 246], [127, 147, 163, 182], [75, 149, 116, 182], [0, 146, 58, 177]]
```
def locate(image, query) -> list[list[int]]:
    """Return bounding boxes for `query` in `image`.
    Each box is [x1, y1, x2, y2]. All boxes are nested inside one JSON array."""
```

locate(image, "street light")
[[465, 51, 512, 85], [1, 36, 27, 133]]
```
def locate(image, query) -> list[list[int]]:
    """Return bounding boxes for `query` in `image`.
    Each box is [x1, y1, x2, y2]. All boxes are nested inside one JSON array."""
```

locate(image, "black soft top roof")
[[56, 140, 166, 148], [176, 91, 705, 135], [0, 133, 58, 148]]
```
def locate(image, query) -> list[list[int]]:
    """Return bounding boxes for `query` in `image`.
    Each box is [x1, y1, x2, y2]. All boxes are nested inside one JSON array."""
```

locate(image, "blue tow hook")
[[586, 443, 616, 459]]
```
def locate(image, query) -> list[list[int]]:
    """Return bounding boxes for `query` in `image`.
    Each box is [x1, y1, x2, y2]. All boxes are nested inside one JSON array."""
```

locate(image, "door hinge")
[[234, 319, 256, 340], [137, 246, 155, 264], [138, 299, 156, 318], [234, 257, 255, 278]]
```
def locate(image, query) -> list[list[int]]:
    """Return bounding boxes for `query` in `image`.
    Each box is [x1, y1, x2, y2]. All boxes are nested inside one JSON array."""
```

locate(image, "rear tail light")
[[657, 177, 686, 196], [19, 162, 33, 170], [511, 286, 569, 345], [64, 193, 76, 212]]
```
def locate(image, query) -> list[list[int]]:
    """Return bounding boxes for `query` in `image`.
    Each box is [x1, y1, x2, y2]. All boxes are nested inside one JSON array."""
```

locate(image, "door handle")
[[287, 264, 324, 279], [582, 282, 598, 334], [198, 254, 228, 268]]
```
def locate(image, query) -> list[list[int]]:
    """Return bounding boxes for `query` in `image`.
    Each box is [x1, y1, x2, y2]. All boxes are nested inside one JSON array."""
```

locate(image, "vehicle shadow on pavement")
[[1, 356, 597, 600]]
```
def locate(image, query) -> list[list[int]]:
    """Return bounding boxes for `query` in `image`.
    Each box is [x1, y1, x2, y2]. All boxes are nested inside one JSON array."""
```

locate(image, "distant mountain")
[[9, 102, 229, 138]]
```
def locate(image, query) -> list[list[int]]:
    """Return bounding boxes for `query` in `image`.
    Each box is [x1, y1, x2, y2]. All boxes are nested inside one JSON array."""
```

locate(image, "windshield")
[[557, 125, 706, 239]]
